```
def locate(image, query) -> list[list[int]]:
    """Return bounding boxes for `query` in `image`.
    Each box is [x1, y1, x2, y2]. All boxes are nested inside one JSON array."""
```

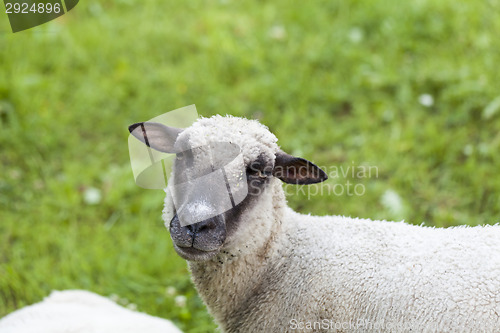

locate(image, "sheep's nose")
[[185, 219, 218, 236]]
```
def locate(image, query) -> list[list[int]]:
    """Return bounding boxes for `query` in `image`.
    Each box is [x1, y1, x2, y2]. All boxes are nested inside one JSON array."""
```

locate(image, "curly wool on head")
[[175, 115, 280, 166]]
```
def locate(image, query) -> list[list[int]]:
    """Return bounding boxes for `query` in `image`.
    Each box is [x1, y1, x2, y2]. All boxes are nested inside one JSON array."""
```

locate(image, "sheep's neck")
[[189, 180, 286, 330], [188, 183, 286, 329], [188, 245, 278, 325]]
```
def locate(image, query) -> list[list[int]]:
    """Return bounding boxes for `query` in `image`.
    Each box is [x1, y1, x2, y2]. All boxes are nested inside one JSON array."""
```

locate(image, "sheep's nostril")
[[197, 222, 211, 233], [186, 224, 196, 236], [185, 219, 218, 236]]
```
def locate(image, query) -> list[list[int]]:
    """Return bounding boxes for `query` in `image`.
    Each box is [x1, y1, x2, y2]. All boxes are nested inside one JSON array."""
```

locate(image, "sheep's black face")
[[169, 153, 275, 261], [169, 150, 329, 261]]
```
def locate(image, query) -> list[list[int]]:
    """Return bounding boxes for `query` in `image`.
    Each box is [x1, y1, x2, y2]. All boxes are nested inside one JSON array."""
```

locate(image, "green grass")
[[1, 0, 500, 331]]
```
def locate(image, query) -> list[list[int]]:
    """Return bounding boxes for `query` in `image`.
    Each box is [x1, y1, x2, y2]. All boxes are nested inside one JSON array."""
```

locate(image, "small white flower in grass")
[[348, 27, 364, 43], [381, 189, 405, 218], [126, 303, 137, 311], [478, 143, 489, 156], [109, 294, 120, 302], [268, 25, 286, 40], [83, 187, 102, 205], [382, 109, 394, 122], [175, 295, 187, 307], [463, 144, 474, 156], [418, 94, 434, 107], [166, 286, 177, 296], [119, 297, 129, 306]]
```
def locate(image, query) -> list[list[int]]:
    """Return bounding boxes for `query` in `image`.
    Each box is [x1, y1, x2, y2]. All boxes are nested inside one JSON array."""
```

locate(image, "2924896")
[[5, 2, 61, 14]]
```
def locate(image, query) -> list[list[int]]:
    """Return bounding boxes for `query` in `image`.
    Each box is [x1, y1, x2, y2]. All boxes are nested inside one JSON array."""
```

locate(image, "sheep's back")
[[272, 209, 500, 331]]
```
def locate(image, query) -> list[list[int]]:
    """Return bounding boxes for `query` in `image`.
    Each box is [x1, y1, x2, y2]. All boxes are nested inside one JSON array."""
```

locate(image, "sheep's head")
[[129, 116, 327, 261]]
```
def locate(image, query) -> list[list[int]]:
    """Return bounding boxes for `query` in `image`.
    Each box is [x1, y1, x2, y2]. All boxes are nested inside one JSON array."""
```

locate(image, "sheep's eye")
[[255, 170, 266, 178], [247, 163, 271, 178], [176, 152, 184, 160], [248, 170, 267, 178]]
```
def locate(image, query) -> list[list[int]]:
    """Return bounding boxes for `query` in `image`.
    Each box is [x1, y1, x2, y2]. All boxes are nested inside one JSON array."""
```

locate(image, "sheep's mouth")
[[173, 244, 220, 261]]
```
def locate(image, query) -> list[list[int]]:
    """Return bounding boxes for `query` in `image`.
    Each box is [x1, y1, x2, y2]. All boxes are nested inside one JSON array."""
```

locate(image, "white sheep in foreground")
[[0, 290, 183, 333], [129, 115, 500, 332]]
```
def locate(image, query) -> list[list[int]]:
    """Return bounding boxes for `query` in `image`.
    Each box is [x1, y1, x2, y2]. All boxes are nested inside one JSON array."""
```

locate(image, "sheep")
[[0, 290, 183, 333], [129, 115, 500, 332]]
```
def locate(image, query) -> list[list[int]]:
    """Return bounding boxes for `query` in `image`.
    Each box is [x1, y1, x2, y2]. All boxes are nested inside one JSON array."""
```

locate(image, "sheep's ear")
[[273, 151, 328, 185], [128, 122, 183, 153]]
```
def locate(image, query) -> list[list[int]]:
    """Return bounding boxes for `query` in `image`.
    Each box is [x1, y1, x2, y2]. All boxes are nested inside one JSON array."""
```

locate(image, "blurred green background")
[[1, 0, 500, 331]]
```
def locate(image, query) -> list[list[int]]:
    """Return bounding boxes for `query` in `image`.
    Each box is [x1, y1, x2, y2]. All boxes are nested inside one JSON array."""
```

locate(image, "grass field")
[[1, 0, 500, 331]]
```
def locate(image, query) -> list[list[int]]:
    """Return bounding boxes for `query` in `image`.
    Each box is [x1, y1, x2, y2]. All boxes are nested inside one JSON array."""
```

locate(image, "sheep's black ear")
[[128, 122, 183, 153], [273, 151, 328, 185]]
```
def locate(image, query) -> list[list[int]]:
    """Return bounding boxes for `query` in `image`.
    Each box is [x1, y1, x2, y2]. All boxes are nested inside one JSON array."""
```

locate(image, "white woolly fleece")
[[162, 116, 500, 333], [174, 114, 279, 166], [0, 290, 183, 333]]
